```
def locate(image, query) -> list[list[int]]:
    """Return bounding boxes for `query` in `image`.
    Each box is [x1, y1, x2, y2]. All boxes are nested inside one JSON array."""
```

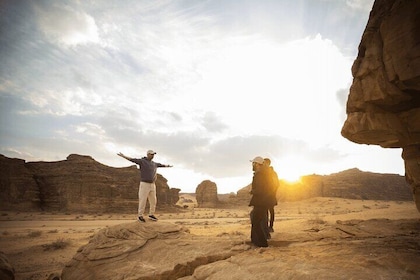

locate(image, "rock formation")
[[0, 251, 15, 280], [61, 221, 247, 280], [341, 0, 420, 211], [279, 168, 411, 202], [232, 168, 411, 204], [0, 154, 180, 212], [0, 155, 40, 210], [60, 215, 420, 279], [195, 180, 219, 207]]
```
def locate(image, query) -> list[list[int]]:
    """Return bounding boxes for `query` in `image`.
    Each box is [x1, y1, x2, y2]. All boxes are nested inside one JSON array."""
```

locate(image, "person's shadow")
[[268, 240, 295, 247]]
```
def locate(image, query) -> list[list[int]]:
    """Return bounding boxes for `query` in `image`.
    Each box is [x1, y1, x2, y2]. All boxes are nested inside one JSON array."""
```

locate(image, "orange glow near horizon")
[[278, 170, 303, 184], [273, 155, 308, 184]]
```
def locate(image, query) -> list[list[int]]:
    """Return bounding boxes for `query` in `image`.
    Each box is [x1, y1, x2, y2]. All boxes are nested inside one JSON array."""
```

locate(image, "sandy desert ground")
[[0, 196, 419, 280]]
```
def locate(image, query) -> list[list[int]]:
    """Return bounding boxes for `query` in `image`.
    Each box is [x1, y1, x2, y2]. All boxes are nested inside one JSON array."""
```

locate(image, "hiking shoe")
[[138, 216, 146, 223], [148, 215, 158, 221], [269, 226, 274, 233]]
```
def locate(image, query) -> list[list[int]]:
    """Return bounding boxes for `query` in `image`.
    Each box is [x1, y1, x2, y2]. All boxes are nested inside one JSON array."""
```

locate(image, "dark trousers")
[[250, 206, 269, 247], [268, 207, 275, 228]]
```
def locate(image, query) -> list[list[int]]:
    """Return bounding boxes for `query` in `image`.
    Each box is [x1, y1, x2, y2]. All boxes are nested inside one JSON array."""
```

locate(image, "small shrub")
[[42, 238, 70, 251], [28, 230, 42, 237], [308, 215, 326, 224]]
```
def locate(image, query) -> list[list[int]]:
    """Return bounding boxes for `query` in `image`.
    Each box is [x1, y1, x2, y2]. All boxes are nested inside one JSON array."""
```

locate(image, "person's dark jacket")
[[249, 166, 272, 207], [268, 167, 279, 207]]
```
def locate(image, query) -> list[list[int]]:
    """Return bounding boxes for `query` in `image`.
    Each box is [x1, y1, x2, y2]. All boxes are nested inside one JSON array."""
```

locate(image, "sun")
[[280, 172, 302, 184], [274, 156, 308, 183]]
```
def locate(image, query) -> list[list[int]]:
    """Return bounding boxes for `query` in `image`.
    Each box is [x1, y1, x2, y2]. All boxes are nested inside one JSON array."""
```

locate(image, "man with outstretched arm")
[[117, 150, 172, 222]]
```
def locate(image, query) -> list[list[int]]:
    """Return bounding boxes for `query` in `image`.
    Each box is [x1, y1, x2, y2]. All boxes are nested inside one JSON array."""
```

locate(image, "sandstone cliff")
[[0, 154, 180, 213], [341, 0, 420, 211]]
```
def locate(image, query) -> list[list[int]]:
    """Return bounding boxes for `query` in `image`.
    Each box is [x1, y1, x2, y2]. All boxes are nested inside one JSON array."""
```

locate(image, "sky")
[[0, 0, 406, 194]]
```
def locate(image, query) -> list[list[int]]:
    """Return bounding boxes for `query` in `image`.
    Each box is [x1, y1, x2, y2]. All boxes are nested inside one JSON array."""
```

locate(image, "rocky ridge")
[[232, 168, 412, 205], [0, 154, 180, 213]]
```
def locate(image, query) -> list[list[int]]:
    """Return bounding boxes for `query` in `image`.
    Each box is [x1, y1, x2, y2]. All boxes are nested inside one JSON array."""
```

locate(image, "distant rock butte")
[[195, 180, 219, 208], [340, 0, 420, 211], [0, 154, 180, 213]]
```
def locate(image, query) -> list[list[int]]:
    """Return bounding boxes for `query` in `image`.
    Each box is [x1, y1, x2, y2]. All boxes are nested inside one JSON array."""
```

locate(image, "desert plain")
[[0, 196, 419, 280]]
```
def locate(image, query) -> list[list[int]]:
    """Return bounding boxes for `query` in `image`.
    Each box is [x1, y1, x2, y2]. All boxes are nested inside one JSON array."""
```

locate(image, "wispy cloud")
[[1, 0, 401, 193]]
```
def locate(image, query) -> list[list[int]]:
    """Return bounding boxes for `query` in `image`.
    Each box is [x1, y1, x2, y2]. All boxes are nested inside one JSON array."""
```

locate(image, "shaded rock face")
[[0, 154, 180, 212], [0, 155, 40, 210], [0, 251, 15, 280], [341, 0, 420, 211], [61, 222, 245, 280], [235, 184, 251, 205], [195, 180, 219, 208]]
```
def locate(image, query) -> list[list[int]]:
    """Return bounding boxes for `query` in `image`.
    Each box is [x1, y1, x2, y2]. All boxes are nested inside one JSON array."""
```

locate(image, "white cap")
[[250, 156, 264, 164], [147, 150, 156, 155]]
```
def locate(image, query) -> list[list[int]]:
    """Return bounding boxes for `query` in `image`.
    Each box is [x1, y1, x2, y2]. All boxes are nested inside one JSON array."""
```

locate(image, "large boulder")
[[195, 180, 219, 208], [341, 0, 420, 211], [61, 221, 246, 280]]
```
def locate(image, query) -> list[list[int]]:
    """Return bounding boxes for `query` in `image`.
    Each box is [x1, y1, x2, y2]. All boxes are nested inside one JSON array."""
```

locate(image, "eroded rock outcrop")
[[0, 155, 40, 210], [0, 154, 180, 212], [341, 0, 420, 211], [61, 221, 246, 280], [0, 251, 15, 280], [195, 180, 219, 208]]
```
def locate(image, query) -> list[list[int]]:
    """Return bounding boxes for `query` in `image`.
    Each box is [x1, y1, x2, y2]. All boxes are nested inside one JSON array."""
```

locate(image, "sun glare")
[[281, 174, 302, 184], [274, 156, 308, 183]]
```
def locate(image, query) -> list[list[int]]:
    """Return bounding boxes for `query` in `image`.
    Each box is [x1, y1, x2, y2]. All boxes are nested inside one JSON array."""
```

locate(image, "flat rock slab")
[[180, 219, 420, 280], [61, 218, 420, 280], [61, 221, 247, 280]]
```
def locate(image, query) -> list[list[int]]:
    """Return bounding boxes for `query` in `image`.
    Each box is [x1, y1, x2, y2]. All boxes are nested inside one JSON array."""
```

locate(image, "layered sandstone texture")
[[0, 154, 180, 212], [61, 221, 245, 280], [0, 251, 15, 280], [60, 218, 420, 279], [341, 0, 420, 211]]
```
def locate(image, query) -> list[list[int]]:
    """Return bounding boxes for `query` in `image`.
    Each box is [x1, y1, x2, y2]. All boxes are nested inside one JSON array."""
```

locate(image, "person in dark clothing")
[[117, 150, 172, 222], [249, 156, 271, 247], [264, 158, 279, 232]]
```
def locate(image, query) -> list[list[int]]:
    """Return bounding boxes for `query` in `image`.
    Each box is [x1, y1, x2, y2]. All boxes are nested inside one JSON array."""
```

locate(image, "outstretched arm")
[[117, 152, 133, 161]]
